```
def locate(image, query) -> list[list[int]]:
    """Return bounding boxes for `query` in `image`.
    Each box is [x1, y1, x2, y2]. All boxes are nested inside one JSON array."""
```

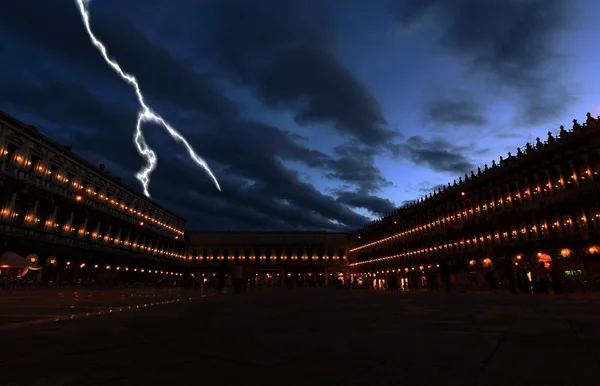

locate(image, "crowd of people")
[[370, 257, 586, 294]]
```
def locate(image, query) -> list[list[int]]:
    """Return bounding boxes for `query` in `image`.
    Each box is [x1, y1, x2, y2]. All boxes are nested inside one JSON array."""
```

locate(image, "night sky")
[[1, 0, 598, 231]]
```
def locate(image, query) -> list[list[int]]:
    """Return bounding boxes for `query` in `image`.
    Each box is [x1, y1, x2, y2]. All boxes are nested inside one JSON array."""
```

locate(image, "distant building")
[[349, 115, 600, 290], [186, 231, 348, 287], [0, 109, 189, 283]]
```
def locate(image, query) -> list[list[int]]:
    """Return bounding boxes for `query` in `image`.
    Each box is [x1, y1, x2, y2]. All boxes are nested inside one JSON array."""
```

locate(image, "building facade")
[[4, 106, 600, 291], [349, 114, 600, 290], [187, 231, 349, 287], [0, 109, 189, 283]]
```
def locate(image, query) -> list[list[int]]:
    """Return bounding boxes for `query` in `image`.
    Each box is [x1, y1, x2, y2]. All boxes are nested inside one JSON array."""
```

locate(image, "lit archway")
[[534, 251, 552, 268], [481, 258, 494, 270], [556, 248, 575, 261], [586, 245, 600, 255], [46, 256, 57, 266], [26, 254, 39, 265]]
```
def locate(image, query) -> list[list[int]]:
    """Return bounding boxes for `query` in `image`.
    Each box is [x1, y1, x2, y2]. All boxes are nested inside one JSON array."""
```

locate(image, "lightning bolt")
[[74, 0, 221, 197]]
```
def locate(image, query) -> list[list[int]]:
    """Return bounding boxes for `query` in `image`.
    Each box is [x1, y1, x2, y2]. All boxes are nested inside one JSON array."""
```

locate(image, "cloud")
[[324, 144, 393, 193], [392, 136, 477, 175], [207, 0, 398, 147], [0, 0, 238, 122], [335, 191, 397, 217], [4, 0, 506, 230], [0, 35, 372, 230], [423, 89, 488, 127], [392, 0, 574, 126]]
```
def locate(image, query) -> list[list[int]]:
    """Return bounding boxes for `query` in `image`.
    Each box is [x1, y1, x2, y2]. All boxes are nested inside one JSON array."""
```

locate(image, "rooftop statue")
[[471, 170, 475, 178], [547, 131, 555, 142], [572, 119, 581, 132], [516, 147, 523, 156], [458, 176, 463, 183], [464, 173, 468, 181], [492, 160, 497, 168], [477, 167, 482, 175], [559, 125, 567, 137], [453, 179, 457, 186], [507, 152, 512, 158], [536, 137, 543, 148], [484, 164, 489, 172], [525, 142, 533, 153], [586, 112, 597, 127], [499, 156, 504, 164]]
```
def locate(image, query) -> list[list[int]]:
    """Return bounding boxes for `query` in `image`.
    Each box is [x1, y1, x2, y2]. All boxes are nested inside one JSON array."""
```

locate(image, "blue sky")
[[1, 0, 599, 230]]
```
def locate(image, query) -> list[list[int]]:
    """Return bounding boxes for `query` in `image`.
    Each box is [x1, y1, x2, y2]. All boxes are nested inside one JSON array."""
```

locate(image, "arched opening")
[[26, 254, 39, 265], [552, 248, 582, 288], [556, 248, 575, 260], [481, 257, 494, 270], [534, 252, 552, 268], [586, 245, 600, 256]]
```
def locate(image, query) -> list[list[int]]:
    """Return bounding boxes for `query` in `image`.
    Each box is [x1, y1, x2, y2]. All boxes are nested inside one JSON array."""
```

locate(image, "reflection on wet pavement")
[[0, 288, 215, 330]]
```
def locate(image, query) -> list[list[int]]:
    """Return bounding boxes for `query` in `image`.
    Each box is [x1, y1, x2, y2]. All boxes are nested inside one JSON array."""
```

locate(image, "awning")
[[0, 251, 43, 270]]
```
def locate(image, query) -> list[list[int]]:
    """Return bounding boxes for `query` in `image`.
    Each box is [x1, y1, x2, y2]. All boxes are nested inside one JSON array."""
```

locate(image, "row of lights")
[[353, 170, 596, 252], [349, 217, 596, 267], [1, 150, 183, 237], [201, 272, 338, 278], [73, 228, 185, 259], [63, 261, 183, 275], [353, 265, 440, 276], [355, 248, 600, 275], [75, 193, 183, 236], [196, 255, 344, 261], [0, 208, 186, 259]]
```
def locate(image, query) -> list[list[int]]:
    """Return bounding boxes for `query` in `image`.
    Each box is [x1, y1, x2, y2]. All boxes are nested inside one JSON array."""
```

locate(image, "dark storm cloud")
[[0, 64, 136, 141], [325, 144, 393, 193], [0, 0, 237, 121], [0, 0, 397, 230], [0, 45, 368, 230], [207, 0, 397, 147], [424, 90, 488, 127], [131, 123, 371, 230], [392, 0, 573, 125], [392, 136, 477, 175], [335, 191, 397, 217]]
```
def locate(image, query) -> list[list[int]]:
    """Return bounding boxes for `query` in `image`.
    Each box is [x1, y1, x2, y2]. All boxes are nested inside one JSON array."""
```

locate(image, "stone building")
[[0, 109, 189, 283], [349, 114, 600, 290], [186, 231, 348, 287], [3, 105, 600, 291]]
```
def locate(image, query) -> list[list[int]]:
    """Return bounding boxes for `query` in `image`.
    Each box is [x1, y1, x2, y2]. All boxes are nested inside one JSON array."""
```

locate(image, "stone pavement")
[[0, 287, 206, 328], [1, 289, 599, 386]]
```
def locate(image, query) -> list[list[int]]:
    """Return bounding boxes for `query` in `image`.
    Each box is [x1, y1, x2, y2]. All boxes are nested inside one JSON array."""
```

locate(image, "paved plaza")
[[1, 288, 599, 386]]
